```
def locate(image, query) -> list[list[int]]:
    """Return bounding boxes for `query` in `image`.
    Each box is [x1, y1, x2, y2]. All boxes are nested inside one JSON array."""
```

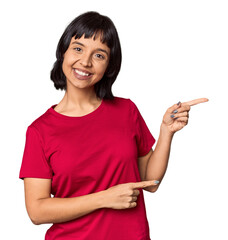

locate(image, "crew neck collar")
[[48, 98, 105, 121]]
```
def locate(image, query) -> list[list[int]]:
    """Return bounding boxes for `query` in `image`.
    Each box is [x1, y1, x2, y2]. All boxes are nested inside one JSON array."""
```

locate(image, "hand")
[[102, 180, 159, 210], [162, 98, 209, 134]]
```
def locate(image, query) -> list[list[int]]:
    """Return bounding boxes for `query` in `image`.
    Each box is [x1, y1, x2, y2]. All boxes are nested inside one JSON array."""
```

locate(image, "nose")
[[80, 54, 92, 67]]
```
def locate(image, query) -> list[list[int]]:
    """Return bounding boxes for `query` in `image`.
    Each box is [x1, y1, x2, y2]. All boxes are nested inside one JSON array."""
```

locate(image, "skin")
[[139, 98, 209, 193], [54, 31, 110, 116], [24, 34, 209, 225]]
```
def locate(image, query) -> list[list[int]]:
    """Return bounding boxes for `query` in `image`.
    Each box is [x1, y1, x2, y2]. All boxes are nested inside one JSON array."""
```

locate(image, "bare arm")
[[144, 123, 173, 192], [145, 98, 208, 192], [24, 178, 106, 225], [24, 178, 159, 225]]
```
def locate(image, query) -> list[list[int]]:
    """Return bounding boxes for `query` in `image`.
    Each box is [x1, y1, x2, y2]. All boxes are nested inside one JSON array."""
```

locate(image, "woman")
[[19, 11, 208, 240]]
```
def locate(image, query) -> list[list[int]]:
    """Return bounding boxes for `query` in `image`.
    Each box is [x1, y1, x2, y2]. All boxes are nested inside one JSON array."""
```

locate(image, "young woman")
[[19, 11, 208, 240]]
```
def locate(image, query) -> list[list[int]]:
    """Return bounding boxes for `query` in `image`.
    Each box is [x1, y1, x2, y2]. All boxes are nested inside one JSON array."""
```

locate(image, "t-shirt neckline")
[[48, 98, 105, 121]]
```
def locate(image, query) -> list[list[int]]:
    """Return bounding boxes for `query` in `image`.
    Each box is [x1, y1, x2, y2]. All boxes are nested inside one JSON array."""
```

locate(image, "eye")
[[74, 47, 82, 52], [95, 53, 105, 59]]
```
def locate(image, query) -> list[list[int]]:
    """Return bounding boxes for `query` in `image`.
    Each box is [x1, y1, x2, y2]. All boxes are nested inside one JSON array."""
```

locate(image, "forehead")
[[70, 33, 110, 51]]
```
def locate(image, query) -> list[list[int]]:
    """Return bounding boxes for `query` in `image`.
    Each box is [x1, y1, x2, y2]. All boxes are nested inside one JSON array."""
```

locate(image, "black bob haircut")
[[50, 11, 122, 100]]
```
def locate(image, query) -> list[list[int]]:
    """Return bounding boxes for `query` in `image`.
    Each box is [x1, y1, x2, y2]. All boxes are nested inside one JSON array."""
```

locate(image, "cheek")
[[97, 61, 109, 75], [62, 56, 74, 72], [64, 51, 76, 63], [96, 66, 107, 78]]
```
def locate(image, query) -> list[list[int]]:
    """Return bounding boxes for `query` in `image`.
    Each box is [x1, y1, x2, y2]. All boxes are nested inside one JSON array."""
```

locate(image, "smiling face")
[[62, 32, 110, 90]]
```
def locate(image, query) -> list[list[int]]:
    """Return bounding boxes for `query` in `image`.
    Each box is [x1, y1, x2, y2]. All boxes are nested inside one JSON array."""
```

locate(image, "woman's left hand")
[[162, 98, 209, 134]]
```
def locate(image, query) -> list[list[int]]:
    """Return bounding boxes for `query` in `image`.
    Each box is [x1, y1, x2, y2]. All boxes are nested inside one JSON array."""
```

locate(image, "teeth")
[[75, 69, 90, 76]]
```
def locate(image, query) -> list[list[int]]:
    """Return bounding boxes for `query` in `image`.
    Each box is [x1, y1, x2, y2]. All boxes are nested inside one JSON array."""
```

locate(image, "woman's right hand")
[[102, 180, 159, 210]]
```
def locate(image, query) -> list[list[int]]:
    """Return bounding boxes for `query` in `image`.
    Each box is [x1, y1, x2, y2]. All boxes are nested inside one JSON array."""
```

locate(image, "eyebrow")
[[71, 41, 109, 56]]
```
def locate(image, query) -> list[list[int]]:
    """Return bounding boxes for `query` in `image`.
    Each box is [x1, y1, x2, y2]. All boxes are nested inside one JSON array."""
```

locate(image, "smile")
[[74, 69, 92, 76]]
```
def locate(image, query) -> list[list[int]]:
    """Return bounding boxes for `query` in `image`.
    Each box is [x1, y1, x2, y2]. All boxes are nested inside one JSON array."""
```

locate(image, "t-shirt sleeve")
[[129, 99, 156, 157], [19, 125, 53, 180]]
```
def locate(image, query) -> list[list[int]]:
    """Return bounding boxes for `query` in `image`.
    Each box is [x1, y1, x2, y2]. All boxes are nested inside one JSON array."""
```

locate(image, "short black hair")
[[50, 11, 122, 100]]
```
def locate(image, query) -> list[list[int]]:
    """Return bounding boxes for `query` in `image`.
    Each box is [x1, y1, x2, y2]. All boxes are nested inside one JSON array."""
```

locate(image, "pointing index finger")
[[182, 98, 209, 106], [132, 180, 159, 189]]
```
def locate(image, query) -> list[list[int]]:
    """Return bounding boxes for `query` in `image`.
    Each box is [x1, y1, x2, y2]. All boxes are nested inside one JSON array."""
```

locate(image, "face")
[[62, 32, 110, 90]]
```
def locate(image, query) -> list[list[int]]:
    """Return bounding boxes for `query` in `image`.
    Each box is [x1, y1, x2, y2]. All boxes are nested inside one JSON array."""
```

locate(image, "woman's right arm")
[[23, 178, 158, 225], [23, 178, 106, 225]]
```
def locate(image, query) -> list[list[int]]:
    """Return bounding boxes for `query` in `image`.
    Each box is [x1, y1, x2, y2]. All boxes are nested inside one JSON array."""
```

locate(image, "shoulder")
[[110, 96, 136, 108], [110, 96, 140, 112], [112, 96, 130, 103], [105, 96, 136, 114], [107, 97, 141, 122], [27, 106, 52, 134]]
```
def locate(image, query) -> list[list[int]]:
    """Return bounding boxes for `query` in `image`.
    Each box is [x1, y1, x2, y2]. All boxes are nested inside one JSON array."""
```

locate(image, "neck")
[[59, 85, 100, 109]]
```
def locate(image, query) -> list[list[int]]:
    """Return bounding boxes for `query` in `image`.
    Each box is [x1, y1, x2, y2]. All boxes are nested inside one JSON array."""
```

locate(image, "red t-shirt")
[[19, 96, 156, 240]]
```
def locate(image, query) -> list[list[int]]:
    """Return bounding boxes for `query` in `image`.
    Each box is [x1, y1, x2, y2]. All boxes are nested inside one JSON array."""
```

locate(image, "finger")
[[172, 105, 190, 114], [182, 98, 209, 106], [129, 202, 137, 208], [176, 117, 188, 123], [129, 196, 138, 202], [132, 180, 159, 189], [171, 111, 189, 119], [168, 102, 182, 113], [132, 189, 140, 196]]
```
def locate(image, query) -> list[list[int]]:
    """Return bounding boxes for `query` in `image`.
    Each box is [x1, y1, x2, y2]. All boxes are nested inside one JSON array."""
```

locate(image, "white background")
[[0, 0, 227, 239]]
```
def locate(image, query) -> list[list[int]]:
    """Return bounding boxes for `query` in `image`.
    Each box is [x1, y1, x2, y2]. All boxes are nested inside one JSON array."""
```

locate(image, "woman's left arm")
[[144, 98, 208, 193]]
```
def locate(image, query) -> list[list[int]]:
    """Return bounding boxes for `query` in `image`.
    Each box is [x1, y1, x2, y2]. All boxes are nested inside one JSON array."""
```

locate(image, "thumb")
[[131, 180, 160, 189]]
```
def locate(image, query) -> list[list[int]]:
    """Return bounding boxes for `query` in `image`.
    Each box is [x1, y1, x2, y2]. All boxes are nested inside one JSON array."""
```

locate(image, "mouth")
[[74, 68, 93, 77], [73, 68, 93, 80]]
